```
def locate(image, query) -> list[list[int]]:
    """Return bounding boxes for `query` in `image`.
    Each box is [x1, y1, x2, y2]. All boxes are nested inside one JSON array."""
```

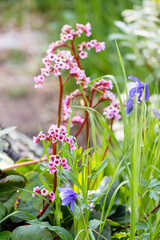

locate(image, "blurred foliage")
[[0, 0, 143, 92], [109, 0, 160, 93]]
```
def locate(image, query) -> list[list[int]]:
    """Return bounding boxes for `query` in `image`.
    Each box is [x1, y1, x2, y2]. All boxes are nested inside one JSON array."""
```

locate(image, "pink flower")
[[61, 158, 67, 165], [54, 159, 61, 167], [103, 105, 121, 120], [70, 144, 76, 150], [32, 186, 41, 198], [62, 163, 71, 170], [49, 191, 56, 202], [89, 203, 95, 210], [33, 136, 40, 144], [41, 188, 49, 196], [49, 155, 56, 162], [83, 22, 92, 37], [79, 51, 88, 59], [33, 131, 46, 144], [58, 134, 64, 142], [71, 116, 84, 125], [49, 166, 57, 174], [95, 42, 105, 52]]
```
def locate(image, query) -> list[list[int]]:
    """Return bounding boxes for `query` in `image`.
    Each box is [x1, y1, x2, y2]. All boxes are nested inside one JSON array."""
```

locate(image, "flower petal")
[[128, 76, 140, 83], [129, 87, 137, 99], [70, 199, 75, 213], [144, 83, 149, 101], [126, 98, 134, 117]]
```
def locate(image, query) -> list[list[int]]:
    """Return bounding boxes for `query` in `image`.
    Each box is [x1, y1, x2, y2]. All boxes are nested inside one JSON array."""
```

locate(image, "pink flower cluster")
[[91, 79, 113, 93], [33, 124, 76, 150], [60, 23, 91, 41], [103, 104, 121, 120], [90, 78, 121, 120], [48, 155, 70, 174], [62, 89, 85, 126], [77, 39, 105, 59], [32, 186, 55, 202], [34, 23, 105, 89], [34, 49, 90, 89]]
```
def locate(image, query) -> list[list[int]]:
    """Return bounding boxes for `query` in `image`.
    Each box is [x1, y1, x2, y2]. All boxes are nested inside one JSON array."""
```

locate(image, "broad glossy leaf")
[[0, 231, 11, 240], [89, 219, 102, 229], [0, 169, 27, 201], [0, 202, 6, 221], [11, 225, 53, 240], [27, 219, 73, 240]]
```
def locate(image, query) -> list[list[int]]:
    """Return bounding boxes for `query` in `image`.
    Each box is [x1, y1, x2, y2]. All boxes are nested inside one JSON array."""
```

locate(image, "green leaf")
[[0, 126, 17, 138], [91, 158, 108, 182], [61, 169, 82, 190], [0, 231, 11, 240], [3, 192, 19, 213], [15, 159, 41, 175], [11, 225, 53, 240], [148, 180, 160, 188], [27, 219, 73, 240], [149, 191, 158, 201], [89, 219, 102, 229], [0, 202, 6, 221], [136, 221, 149, 231], [107, 219, 122, 228], [0, 169, 27, 201], [113, 232, 129, 239]]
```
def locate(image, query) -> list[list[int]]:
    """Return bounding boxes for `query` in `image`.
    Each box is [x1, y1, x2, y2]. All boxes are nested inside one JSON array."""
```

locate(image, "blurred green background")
[[1, 0, 142, 77]]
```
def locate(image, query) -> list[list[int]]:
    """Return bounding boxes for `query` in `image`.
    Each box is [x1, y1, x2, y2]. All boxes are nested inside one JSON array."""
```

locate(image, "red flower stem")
[[58, 75, 63, 127], [113, 203, 160, 233], [53, 172, 57, 193], [36, 202, 50, 219], [102, 118, 114, 161], [71, 40, 82, 69], [92, 101, 101, 109], [36, 143, 57, 219], [52, 143, 57, 193]]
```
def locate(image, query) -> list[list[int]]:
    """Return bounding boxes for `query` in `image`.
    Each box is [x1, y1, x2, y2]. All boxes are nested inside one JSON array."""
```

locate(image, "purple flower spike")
[[126, 76, 149, 116], [58, 186, 77, 213]]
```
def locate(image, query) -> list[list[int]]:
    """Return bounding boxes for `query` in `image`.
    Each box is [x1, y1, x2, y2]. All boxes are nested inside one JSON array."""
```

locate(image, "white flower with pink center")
[[79, 51, 88, 59], [41, 188, 49, 196]]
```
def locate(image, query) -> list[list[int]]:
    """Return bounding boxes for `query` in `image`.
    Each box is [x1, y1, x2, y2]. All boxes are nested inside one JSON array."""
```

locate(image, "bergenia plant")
[[32, 23, 122, 219]]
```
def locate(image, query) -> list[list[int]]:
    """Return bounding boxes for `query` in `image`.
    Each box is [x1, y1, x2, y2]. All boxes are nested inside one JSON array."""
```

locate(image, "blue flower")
[[126, 76, 149, 116], [58, 186, 77, 213]]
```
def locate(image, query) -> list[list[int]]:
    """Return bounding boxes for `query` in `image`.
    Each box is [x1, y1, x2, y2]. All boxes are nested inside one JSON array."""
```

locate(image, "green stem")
[[77, 197, 89, 240]]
